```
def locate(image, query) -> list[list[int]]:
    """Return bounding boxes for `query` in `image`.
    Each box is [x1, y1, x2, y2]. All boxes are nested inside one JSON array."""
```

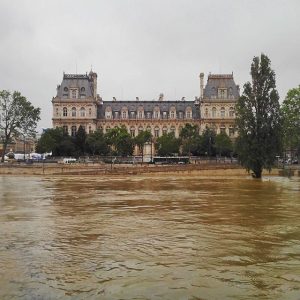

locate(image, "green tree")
[[86, 129, 109, 155], [74, 125, 87, 156], [281, 85, 300, 156], [155, 132, 180, 156], [105, 126, 134, 156], [36, 127, 76, 156], [0, 90, 40, 162], [235, 54, 282, 178], [200, 127, 216, 157], [135, 130, 152, 162], [215, 132, 233, 157], [179, 123, 199, 157]]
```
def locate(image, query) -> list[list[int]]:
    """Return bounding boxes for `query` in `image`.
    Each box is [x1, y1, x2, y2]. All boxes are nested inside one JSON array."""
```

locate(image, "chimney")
[[136, 97, 139, 101], [159, 93, 164, 101], [199, 73, 204, 99], [113, 97, 116, 101]]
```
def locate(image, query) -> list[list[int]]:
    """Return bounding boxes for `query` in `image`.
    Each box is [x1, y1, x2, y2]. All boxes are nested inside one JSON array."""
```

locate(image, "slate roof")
[[56, 73, 95, 98], [98, 100, 200, 119], [203, 74, 240, 99]]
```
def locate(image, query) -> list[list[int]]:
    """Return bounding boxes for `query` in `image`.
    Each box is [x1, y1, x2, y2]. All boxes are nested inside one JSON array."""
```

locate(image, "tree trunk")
[[252, 167, 262, 178], [1, 140, 8, 163]]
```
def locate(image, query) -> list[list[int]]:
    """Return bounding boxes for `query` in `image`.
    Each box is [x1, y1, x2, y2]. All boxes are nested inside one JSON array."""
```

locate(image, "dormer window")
[[218, 89, 227, 99], [70, 89, 77, 99]]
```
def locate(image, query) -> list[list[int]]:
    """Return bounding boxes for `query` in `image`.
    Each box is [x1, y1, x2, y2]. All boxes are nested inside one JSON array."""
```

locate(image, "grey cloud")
[[0, 0, 299, 130]]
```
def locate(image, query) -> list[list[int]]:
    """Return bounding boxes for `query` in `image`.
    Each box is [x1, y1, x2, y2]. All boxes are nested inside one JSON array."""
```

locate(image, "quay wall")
[[0, 163, 296, 176]]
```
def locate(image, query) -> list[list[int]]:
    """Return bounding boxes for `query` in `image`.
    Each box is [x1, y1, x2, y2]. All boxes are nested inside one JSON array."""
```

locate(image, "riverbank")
[[0, 162, 298, 176]]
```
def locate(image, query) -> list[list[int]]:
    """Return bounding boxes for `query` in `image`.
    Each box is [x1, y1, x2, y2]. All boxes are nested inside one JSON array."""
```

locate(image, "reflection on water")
[[0, 175, 300, 299]]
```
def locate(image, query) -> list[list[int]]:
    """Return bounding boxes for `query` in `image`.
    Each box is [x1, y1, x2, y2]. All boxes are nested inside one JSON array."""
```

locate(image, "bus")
[[152, 156, 189, 165]]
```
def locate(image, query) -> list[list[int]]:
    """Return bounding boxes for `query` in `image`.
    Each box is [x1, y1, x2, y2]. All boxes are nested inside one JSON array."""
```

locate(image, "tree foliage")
[[215, 132, 233, 156], [74, 125, 87, 156], [105, 126, 134, 156], [36, 127, 75, 156], [281, 85, 300, 155], [199, 127, 216, 157], [179, 123, 199, 156], [155, 132, 180, 156], [86, 129, 109, 155], [0, 90, 40, 162], [235, 54, 282, 178]]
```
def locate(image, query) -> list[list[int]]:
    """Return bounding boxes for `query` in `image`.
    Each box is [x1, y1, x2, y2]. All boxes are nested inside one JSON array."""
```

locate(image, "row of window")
[[210, 88, 234, 99], [63, 87, 86, 99], [62, 125, 93, 136], [105, 110, 192, 120], [58, 107, 93, 118], [204, 107, 235, 118], [61, 124, 235, 138]]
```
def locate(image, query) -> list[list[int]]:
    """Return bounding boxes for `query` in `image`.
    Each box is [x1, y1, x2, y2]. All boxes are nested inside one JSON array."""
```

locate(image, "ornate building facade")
[[52, 70, 239, 142]]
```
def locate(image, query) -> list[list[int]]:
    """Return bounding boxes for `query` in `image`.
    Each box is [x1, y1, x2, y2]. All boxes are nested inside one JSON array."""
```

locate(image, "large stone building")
[[52, 70, 239, 146]]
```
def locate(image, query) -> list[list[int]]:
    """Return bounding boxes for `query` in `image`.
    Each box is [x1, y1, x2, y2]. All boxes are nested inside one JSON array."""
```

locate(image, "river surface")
[[0, 174, 300, 300]]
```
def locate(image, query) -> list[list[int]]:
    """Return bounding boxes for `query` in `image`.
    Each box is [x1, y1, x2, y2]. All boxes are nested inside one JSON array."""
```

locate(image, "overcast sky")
[[0, 0, 299, 130]]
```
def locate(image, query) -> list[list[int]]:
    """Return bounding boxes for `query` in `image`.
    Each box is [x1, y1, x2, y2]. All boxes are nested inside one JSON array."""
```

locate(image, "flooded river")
[[0, 174, 300, 299]]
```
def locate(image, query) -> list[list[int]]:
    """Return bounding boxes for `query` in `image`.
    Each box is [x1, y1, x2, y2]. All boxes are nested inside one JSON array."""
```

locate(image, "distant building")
[[52, 70, 239, 153]]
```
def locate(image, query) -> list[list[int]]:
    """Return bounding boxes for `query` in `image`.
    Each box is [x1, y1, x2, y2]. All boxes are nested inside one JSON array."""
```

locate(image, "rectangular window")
[[71, 126, 77, 137], [71, 89, 77, 99]]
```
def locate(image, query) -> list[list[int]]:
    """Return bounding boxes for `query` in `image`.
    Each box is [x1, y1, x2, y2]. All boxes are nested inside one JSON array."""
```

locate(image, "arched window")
[[154, 127, 160, 137], [63, 107, 67, 117], [170, 126, 176, 134], [71, 107, 76, 117], [170, 111, 175, 119], [229, 107, 234, 117], [212, 107, 216, 118], [138, 126, 143, 134], [162, 126, 168, 135], [220, 107, 225, 118], [122, 111, 127, 119], [80, 107, 85, 117], [146, 126, 152, 133], [89, 108, 92, 116], [106, 126, 111, 132]]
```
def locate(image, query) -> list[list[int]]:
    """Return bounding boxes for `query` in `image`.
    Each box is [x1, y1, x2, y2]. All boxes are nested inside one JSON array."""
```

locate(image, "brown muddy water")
[[0, 175, 299, 300]]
